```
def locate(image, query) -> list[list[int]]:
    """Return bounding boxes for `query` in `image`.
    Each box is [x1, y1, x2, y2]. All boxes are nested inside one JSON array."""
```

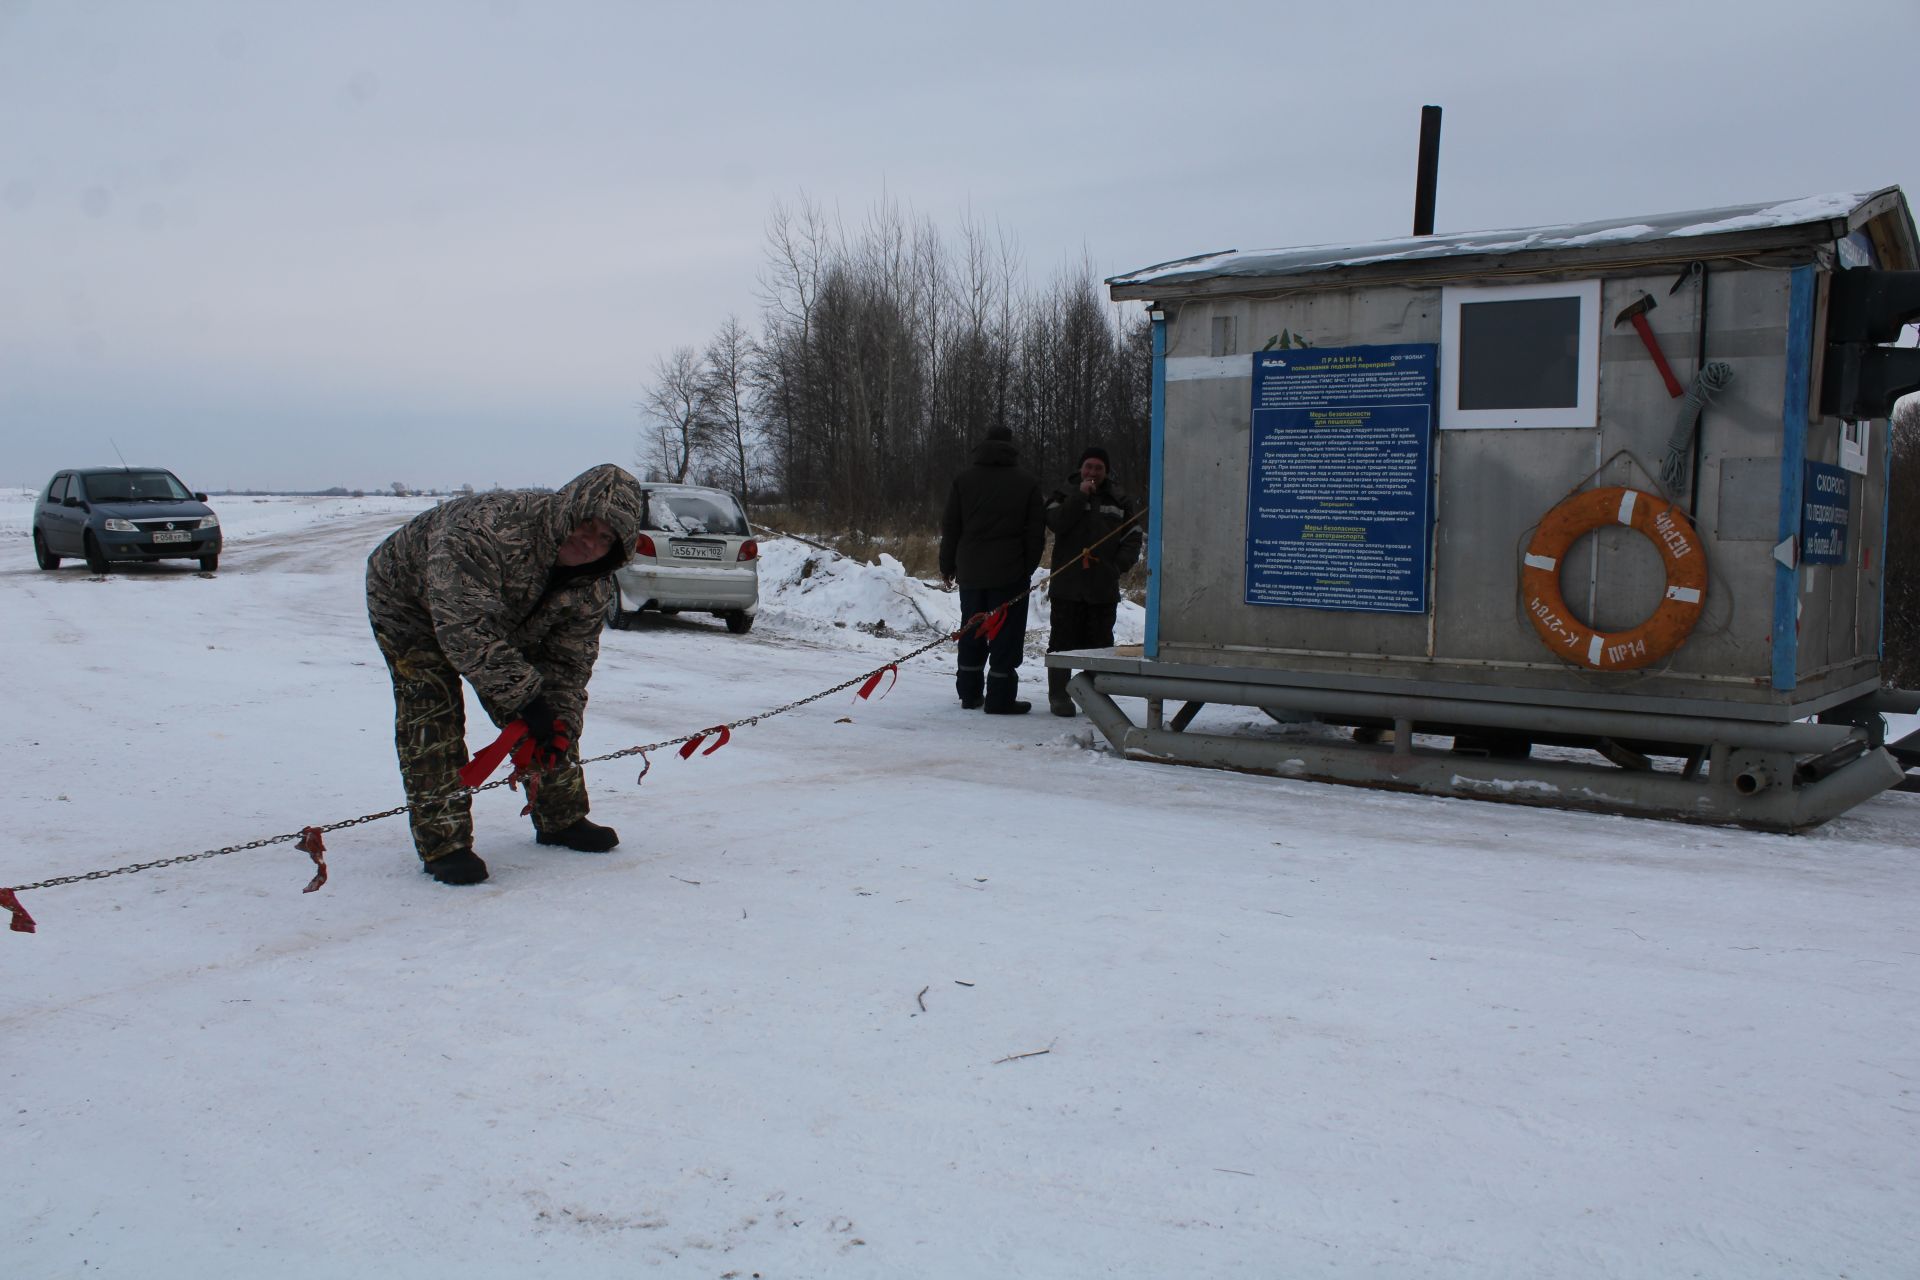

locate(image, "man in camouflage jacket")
[[1044, 445, 1143, 717], [366, 463, 645, 884]]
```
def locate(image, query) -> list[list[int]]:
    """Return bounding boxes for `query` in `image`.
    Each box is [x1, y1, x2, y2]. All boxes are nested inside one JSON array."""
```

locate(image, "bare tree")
[[703, 314, 757, 512], [639, 347, 716, 484], [756, 196, 838, 505]]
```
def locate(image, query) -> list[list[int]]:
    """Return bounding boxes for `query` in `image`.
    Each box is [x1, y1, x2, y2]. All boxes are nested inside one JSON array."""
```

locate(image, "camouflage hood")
[[549, 462, 644, 576], [365, 464, 645, 728]]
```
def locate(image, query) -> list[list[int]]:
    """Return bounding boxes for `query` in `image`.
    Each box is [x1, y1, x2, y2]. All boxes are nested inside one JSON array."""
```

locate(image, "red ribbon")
[[459, 720, 528, 788], [459, 718, 571, 788], [296, 827, 329, 893], [678, 725, 732, 760], [0, 888, 35, 934], [977, 606, 1008, 643], [634, 750, 652, 786], [855, 664, 898, 702]]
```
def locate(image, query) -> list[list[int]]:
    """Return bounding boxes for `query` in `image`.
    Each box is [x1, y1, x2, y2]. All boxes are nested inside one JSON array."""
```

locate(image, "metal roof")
[[1108, 187, 1909, 297]]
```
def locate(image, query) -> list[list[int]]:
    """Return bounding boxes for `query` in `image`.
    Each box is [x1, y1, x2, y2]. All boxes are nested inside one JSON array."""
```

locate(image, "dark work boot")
[[535, 817, 620, 853], [1048, 694, 1076, 717], [425, 850, 489, 885], [984, 669, 1028, 715]]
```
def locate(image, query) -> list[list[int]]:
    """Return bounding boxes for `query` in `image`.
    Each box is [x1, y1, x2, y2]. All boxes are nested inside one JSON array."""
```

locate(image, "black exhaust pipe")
[[1413, 105, 1442, 236]]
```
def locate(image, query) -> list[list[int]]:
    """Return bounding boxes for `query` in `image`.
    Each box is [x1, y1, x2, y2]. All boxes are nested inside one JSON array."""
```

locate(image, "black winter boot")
[[536, 817, 620, 852], [983, 669, 1028, 715], [425, 850, 490, 885]]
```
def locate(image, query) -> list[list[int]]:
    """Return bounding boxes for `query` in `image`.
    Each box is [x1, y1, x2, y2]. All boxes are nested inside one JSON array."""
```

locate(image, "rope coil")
[[1659, 361, 1736, 492]]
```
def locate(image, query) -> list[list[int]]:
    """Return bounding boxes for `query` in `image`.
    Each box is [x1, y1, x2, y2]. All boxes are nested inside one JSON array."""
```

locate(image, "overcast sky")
[[4, 0, 1917, 492]]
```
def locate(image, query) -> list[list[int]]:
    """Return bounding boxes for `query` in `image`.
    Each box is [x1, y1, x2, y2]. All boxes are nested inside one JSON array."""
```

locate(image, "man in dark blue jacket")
[[939, 426, 1046, 714]]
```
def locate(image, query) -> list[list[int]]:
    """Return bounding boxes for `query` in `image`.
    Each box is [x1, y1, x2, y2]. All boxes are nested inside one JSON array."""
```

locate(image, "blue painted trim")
[[1772, 266, 1815, 692], [1879, 417, 1892, 661], [1145, 314, 1167, 660]]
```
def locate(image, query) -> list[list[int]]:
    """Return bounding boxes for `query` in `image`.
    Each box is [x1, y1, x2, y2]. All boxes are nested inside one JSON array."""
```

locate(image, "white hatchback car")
[[607, 483, 760, 633]]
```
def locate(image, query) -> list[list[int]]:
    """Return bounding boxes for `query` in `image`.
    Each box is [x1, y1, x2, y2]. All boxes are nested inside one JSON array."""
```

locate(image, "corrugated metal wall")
[[1151, 263, 1882, 717]]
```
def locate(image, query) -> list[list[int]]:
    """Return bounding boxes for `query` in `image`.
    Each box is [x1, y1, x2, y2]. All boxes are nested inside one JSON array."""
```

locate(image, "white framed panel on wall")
[[1839, 419, 1869, 475], [1440, 279, 1601, 430]]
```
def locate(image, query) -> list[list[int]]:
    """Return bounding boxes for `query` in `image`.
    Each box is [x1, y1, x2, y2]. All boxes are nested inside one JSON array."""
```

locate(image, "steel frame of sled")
[[1054, 654, 1907, 833]]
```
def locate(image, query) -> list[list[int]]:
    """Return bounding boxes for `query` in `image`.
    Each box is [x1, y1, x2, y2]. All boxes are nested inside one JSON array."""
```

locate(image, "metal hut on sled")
[[1056, 186, 1920, 830]]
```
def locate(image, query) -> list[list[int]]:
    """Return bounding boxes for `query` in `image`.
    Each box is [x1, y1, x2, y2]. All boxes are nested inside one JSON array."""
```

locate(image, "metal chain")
[[3, 507, 1149, 898]]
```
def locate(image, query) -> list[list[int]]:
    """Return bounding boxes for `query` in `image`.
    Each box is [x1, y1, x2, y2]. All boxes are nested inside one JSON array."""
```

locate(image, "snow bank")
[[756, 535, 1146, 655]]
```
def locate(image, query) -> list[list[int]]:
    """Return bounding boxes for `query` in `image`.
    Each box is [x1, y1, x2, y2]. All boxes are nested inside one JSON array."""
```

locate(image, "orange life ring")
[[1520, 486, 1706, 672]]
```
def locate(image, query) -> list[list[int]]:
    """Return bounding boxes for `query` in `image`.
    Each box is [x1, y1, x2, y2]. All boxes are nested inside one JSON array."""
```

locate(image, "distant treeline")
[[211, 485, 488, 498], [638, 195, 1152, 529]]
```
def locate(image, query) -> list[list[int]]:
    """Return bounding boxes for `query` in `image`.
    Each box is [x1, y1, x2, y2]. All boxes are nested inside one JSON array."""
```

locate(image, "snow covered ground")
[[3, 493, 1917, 1278]]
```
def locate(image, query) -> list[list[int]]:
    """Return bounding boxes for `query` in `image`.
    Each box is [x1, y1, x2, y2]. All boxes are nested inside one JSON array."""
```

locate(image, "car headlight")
[[104, 518, 138, 532], [197, 515, 219, 529]]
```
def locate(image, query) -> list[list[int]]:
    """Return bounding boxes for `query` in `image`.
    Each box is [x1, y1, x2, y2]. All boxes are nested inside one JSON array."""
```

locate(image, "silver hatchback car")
[[607, 484, 759, 634]]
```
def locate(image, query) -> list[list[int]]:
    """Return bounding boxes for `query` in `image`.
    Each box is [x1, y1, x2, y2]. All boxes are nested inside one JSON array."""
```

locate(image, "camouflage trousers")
[[372, 627, 590, 864]]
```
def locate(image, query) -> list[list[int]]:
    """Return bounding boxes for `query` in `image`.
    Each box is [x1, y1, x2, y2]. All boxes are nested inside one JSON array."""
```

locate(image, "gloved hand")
[[516, 693, 570, 769]]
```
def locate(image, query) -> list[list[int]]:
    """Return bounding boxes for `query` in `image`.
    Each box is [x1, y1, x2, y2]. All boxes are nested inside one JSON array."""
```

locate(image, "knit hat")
[[1079, 444, 1110, 467]]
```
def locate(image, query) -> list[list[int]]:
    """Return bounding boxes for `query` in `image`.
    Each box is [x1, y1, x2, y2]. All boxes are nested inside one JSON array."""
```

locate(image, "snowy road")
[[3, 496, 1918, 1278]]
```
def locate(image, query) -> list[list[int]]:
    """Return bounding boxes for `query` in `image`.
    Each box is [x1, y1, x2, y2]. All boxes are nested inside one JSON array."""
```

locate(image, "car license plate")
[[152, 530, 190, 544], [671, 542, 722, 561]]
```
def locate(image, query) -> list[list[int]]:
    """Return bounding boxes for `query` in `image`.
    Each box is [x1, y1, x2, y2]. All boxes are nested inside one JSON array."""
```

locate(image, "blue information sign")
[[1245, 343, 1438, 613], [1801, 461, 1851, 565]]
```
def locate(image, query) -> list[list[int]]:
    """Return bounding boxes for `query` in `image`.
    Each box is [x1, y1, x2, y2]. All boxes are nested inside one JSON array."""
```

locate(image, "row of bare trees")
[[635, 196, 1151, 529]]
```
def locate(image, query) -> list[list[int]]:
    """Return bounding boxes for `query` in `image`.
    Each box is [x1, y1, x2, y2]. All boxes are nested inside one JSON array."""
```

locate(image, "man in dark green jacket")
[[366, 463, 645, 884], [1044, 445, 1143, 716], [939, 426, 1046, 714]]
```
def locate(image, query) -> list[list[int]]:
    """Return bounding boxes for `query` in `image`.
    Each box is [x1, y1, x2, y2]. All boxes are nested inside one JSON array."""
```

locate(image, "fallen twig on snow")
[[916, 985, 929, 1012], [993, 1048, 1050, 1065]]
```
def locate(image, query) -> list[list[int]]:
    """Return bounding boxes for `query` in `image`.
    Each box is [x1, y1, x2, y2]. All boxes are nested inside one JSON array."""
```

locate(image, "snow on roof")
[[1109, 189, 1896, 292]]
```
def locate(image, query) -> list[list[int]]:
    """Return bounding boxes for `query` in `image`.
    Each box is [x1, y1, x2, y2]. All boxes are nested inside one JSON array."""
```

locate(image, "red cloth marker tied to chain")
[[296, 827, 329, 893], [855, 664, 898, 703], [459, 719, 528, 788], [459, 717, 572, 789], [678, 725, 732, 760], [1, 887, 36, 934]]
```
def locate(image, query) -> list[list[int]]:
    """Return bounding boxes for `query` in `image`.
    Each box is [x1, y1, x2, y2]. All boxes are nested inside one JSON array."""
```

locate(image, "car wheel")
[[198, 552, 219, 572], [724, 610, 754, 635], [604, 591, 628, 631], [83, 532, 109, 575], [32, 530, 60, 570]]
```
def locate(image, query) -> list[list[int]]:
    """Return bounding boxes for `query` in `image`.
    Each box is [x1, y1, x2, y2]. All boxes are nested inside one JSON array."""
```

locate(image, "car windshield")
[[84, 471, 193, 503], [645, 491, 748, 536]]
